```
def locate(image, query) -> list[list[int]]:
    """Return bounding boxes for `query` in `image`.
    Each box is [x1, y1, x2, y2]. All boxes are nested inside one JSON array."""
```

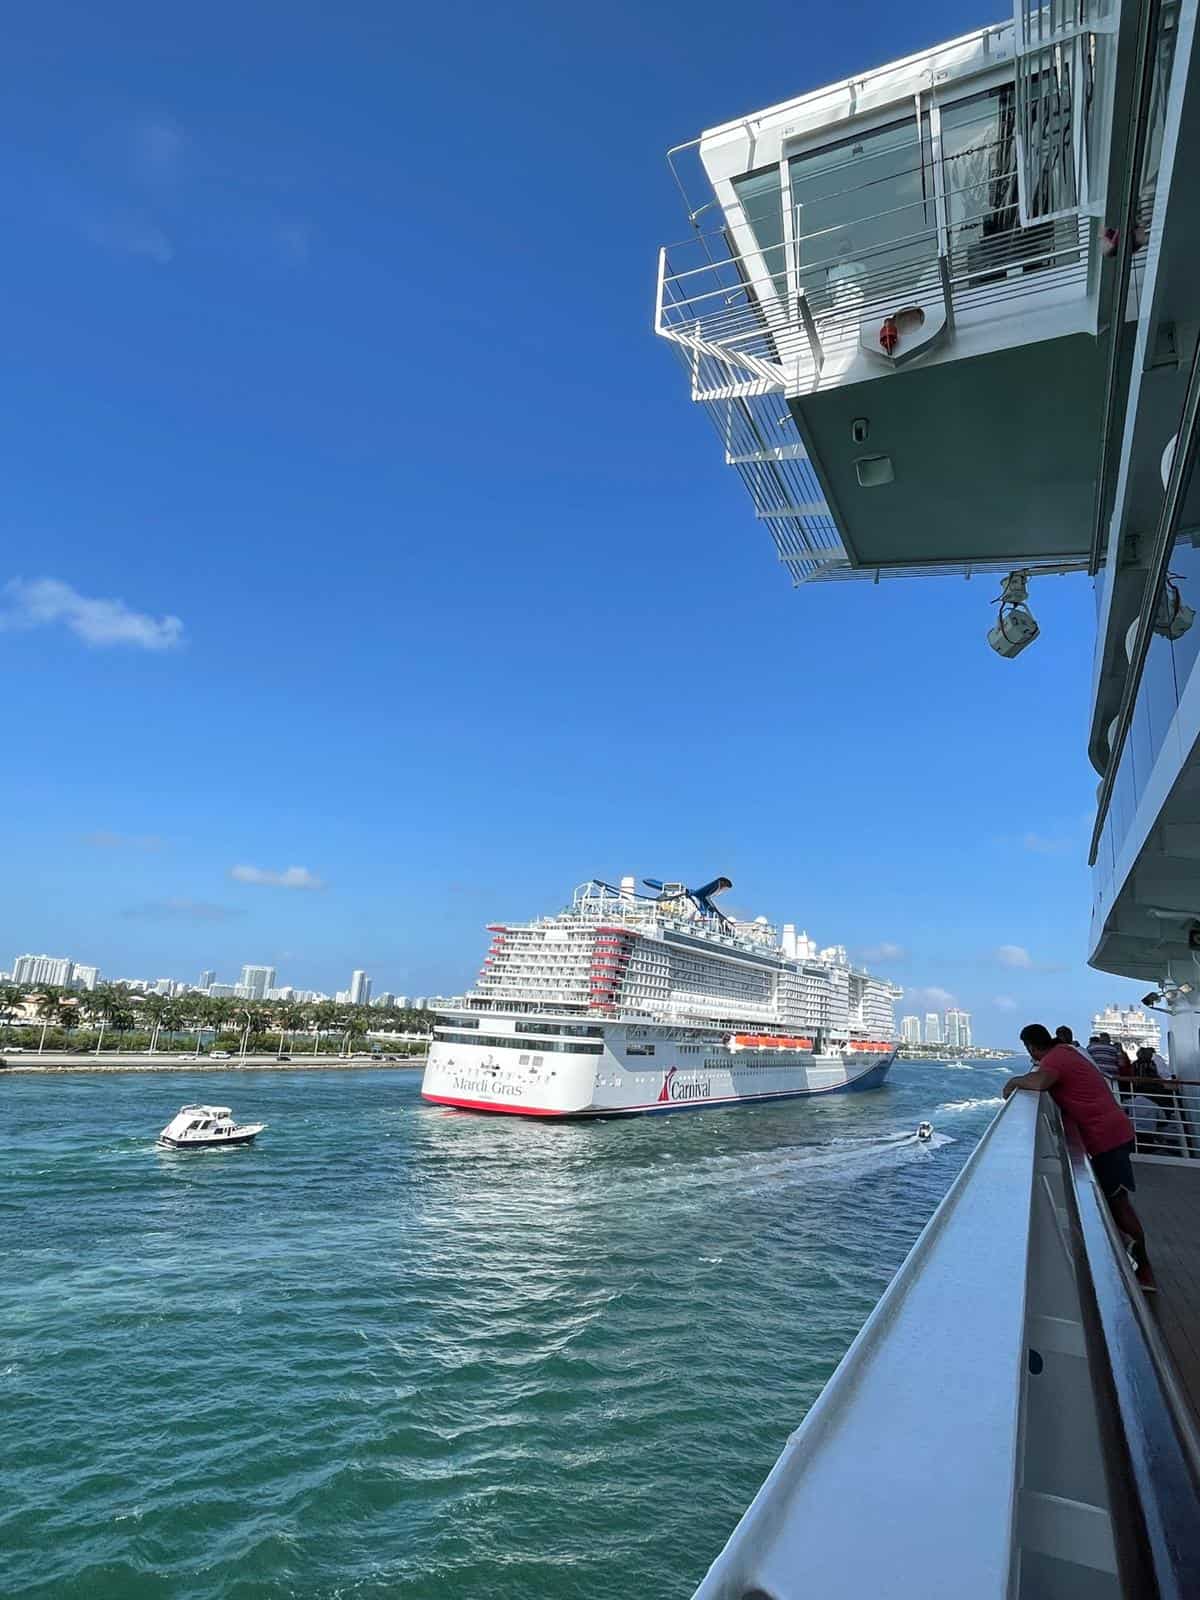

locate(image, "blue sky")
[[0, 1, 1151, 1040]]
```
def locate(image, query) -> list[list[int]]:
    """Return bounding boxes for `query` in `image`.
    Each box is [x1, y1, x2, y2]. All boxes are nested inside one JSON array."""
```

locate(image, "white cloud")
[[996, 944, 1034, 969], [859, 940, 907, 964], [993, 995, 1019, 1011], [1, 578, 183, 649], [83, 214, 173, 264], [907, 985, 955, 1009], [1022, 832, 1072, 856], [230, 864, 324, 891]]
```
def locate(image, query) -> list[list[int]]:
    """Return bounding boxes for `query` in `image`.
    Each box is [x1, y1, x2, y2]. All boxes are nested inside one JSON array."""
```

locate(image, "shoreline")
[[0, 1054, 427, 1075]]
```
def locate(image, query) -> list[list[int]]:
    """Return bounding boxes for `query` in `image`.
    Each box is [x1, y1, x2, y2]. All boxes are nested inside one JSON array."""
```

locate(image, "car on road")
[[6, 1046, 26, 1053], [277, 1053, 291, 1062], [210, 1050, 232, 1059]]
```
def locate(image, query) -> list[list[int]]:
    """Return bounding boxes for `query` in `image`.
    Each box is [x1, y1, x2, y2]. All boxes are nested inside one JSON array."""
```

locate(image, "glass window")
[[942, 81, 1078, 279], [1168, 532, 1200, 699], [939, 88, 1019, 264], [788, 117, 934, 306], [732, 166, 786, 294]]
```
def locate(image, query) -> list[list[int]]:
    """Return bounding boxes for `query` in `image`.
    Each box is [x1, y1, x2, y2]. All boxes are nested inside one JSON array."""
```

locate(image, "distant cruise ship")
[[421, 875, 900, 1117]]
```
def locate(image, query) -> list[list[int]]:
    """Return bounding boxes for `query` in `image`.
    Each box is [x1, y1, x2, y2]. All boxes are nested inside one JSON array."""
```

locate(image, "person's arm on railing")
[[1002, 1063, 1060, 1098]]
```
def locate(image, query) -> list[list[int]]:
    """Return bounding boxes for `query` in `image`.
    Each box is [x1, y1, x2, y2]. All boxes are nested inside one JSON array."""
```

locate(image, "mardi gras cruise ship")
[[421, 875, 900, 1116]]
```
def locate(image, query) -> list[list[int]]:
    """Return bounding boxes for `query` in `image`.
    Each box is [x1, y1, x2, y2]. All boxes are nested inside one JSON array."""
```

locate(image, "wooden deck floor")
[[1133, 1158, 1200, 1425]]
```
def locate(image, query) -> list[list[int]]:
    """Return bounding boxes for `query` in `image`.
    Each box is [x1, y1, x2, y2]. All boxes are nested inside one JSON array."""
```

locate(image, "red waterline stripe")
[[421, 1092, 573, 1117]]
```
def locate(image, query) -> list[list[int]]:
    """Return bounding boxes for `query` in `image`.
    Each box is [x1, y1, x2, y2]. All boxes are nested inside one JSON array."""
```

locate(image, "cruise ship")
[[656, 4, 1200, 1596], [420, 875, 899, 1116]]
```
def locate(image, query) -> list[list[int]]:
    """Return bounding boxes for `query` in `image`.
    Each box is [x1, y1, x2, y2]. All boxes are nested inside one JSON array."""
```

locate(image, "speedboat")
[[157, 1105, 265, 1150], [916, 1122, 933, 1142]]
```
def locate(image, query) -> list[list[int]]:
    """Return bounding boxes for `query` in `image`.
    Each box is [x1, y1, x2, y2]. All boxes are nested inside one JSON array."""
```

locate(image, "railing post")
[[938, 252, 955, 335], [654, 246, 668, 335], [796, 289, 824, 375]]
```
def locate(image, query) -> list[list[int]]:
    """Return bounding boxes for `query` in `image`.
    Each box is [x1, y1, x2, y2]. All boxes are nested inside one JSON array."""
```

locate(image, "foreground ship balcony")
[[692, 1091, 1200, 1599], [655, 11, 1141, 584]]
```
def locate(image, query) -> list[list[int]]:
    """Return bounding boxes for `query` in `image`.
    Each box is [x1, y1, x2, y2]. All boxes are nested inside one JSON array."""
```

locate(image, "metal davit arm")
[[691, 1092, 1200, 1599]]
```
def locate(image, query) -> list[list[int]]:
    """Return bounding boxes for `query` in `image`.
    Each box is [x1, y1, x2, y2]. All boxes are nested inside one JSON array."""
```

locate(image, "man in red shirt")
[[1004, 1022, 1156, 1291]]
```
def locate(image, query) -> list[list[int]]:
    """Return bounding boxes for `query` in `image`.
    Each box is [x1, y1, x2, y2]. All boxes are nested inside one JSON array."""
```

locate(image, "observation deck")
[[656, 9, 1142, 583]]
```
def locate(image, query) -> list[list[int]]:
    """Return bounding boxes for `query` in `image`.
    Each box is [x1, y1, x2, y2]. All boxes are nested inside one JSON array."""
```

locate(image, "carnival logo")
[[658, 1066, 712, 1103]]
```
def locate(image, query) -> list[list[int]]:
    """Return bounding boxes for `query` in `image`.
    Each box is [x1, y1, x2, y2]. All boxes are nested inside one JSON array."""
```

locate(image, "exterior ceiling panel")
[[791, 336, 1105, 571]]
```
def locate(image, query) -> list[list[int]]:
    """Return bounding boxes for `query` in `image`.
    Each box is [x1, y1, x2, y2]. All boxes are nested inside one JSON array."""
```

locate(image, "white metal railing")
[[656, 209, 1091, 581], [692, 1090, 1200, 1597], [1112, 1073, 1200, 1159], [1013, 2, 1111, 226]]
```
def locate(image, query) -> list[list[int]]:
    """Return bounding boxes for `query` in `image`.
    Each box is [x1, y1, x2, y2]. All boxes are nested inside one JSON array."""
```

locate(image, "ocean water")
[[1, 1061, 1013, 1599]]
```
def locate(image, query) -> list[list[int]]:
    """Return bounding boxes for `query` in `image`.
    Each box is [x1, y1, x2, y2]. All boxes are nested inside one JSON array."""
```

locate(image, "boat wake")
[[936, 1096, 1004, 1115]]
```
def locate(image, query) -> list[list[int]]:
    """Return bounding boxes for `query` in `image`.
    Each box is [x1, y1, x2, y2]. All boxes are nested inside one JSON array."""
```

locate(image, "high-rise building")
[[350, 969, 372, 1006], [12, 954, 74, 988], [208, 984, 236, 998], [943, 1008, 972, 1050], [239, 965, 276, 1000], [924, 1012, 943, 1045], [901, 1015, 922, 1045], [200, 970, 215, 990], [72, 965, 99, 992]]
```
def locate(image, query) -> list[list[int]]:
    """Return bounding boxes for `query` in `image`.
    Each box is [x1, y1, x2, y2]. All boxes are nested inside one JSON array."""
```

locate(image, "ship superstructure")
[[421, 875, 899, 1116], [656, 6, 1200, 1597]]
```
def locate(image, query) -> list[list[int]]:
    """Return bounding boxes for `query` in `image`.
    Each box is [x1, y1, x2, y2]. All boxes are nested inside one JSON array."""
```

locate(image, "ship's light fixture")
[[987, 571, 1039, 659]]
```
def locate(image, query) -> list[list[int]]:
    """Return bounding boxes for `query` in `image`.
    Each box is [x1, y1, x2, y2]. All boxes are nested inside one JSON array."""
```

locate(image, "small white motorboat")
[[157, 1104, 266, 1150], [916, 1121, 934, 1142]]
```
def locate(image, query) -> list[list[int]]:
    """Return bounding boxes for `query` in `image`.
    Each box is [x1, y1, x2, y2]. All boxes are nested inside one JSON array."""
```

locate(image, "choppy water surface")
[[0, 1061, 1013, 1598]]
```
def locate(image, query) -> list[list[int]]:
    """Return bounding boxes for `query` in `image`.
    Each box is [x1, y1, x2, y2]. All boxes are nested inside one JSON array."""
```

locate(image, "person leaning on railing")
[[1005, 1023, 1157, 1292]]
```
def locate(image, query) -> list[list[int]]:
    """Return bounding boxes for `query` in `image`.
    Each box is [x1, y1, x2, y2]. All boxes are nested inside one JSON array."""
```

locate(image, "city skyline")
[[901, 1008, 973, 1049], [3, 949, 410, 1007]]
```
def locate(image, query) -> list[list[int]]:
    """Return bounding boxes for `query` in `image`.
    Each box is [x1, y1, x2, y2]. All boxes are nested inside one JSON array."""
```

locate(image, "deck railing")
[[1112, 1073, 1200, 1160], [655, 205, 1092, 583], [691, 1090, 1200, 1598]]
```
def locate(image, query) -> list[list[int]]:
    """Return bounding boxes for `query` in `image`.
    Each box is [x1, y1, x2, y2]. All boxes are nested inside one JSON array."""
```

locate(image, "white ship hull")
[[421, 1030, 895, 1118]]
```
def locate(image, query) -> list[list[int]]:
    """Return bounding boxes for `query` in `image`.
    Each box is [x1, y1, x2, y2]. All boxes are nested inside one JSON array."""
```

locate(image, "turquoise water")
[[1, 1061, 1011, 1599]]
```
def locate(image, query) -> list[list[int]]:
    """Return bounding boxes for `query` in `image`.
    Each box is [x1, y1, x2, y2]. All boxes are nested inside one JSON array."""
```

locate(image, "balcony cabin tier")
[[658, 17, 1125, 581]]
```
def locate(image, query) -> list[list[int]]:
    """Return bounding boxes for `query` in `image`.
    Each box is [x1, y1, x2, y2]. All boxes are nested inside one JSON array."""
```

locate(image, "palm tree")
[[0, 984, 25, 1043], [275, 1003, 306, 1058], [35, 989, 66, 1055], [174, 994, 202, 1057], [143, 994, 170, 1056], [309, 1000, 340, 1056], [60, 998, 79, 1048], [85, 984, 125, 1055], [342, 1006, 370, 1057]]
